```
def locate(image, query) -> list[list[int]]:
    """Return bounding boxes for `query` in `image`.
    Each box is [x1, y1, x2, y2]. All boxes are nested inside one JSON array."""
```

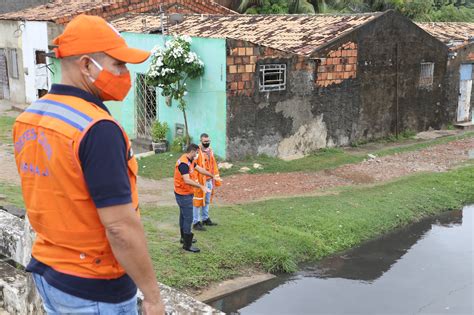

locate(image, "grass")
[[0, 183, 24, 208], [138, 148, 365, 180], [142, 164, 474, 289], [138, 152, 180, 180], [138, 131, 474, 180], [0, 115, 15, 144]]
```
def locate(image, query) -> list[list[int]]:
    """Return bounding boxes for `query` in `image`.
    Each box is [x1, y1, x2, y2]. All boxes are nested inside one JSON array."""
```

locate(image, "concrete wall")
[[0, 21, 26, 104], [445, 43, 474, 123], [225, 11, 450, 160], [21, 21, 50, 103]]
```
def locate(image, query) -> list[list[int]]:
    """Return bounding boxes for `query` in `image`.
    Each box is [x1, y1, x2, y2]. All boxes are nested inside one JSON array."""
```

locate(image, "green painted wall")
[[122, 33, 227, 158], [50, 33, 227, 158]]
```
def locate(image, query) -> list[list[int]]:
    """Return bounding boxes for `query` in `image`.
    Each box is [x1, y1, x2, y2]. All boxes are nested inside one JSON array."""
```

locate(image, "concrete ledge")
[[195, 273, 276, 303], [454, 122, 474, 130], [0, 210, 223, 314]]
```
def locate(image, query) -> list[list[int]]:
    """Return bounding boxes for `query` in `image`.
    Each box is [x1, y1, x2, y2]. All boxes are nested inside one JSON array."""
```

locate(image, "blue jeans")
[[193, 180, 213, 224], [32, 273, 138, 314], [175, 192, 193, 234]]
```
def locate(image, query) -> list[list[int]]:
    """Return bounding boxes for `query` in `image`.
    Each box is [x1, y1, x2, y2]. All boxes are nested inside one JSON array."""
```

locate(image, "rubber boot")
[[182, 233, 200, 253], [180, 228, 196, 244]]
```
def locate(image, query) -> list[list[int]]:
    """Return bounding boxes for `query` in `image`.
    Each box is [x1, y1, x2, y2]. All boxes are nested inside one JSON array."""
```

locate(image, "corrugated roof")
[[113, 13, 382, 55], [417, 22, 474, 50]]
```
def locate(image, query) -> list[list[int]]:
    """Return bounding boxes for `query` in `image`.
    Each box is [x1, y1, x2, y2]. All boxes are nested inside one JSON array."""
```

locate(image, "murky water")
[[210, 205, 474, 315]]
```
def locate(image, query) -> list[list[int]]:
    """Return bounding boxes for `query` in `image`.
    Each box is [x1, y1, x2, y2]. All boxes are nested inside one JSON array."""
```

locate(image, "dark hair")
[[186, 143, 199, 153], [200, 133, 209, 139]]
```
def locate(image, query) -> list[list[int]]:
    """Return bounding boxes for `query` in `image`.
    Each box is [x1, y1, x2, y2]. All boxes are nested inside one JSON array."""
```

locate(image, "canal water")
[[210, 205, 474, 314]]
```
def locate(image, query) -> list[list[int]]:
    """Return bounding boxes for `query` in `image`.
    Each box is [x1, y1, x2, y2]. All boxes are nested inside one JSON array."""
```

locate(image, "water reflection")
[[210, 206, 472, 315]]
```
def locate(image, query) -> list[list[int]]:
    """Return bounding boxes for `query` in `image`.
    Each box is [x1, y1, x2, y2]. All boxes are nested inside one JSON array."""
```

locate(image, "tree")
[[236, 0, 474, 21], [146, 36, 204, 145]]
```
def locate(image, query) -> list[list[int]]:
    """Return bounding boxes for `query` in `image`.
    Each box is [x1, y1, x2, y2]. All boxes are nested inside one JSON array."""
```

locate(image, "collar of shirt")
[[49, 84, 111, 114], [201, 146, 212, 156]]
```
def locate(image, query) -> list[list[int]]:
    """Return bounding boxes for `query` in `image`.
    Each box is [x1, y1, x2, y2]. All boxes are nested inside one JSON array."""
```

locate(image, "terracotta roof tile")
[[113, 13, 382, 55], [0, 0, 116, 22], [172, 14, 383, 55], [0, 0, 235, 23], [417, 22, 474, 50]]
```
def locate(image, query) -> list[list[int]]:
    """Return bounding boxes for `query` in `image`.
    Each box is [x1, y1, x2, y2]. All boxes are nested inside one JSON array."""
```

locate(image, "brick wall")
[[315, 41, 357, 87], [55, 0, 236, 24], [226, 39, 301, 97]]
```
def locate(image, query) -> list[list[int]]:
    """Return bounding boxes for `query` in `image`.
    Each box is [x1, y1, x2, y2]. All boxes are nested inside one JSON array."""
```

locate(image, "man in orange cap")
[[13, 15, 163, 314]]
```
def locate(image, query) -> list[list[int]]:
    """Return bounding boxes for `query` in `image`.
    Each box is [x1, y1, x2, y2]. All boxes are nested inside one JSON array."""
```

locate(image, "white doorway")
[[457, 63, 473, 122]]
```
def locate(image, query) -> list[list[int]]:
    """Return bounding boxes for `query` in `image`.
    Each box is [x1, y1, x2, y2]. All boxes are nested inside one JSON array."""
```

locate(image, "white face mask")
[[195, 153, 199, 160]]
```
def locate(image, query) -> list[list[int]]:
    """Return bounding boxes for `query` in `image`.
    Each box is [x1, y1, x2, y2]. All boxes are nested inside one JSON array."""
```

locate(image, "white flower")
[[181, 35, 191, 43]]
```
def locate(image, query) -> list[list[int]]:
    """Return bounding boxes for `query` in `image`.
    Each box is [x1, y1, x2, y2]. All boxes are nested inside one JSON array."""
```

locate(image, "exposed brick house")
[[418, 22, 474, 126], [160, 11, 456, 159], [0, 0, 236, 104]]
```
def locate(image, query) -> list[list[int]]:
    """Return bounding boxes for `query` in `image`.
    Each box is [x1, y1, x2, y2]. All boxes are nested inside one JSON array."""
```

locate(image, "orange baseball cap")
[[53, 14, 150, 64]]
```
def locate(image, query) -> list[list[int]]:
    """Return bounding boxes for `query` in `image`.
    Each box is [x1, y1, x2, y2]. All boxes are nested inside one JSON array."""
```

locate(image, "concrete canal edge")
[[194, 273, 276, 303]]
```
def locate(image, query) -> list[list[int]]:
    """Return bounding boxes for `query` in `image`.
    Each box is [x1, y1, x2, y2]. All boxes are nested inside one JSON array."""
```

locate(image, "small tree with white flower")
[[146, 35, 204, 145]]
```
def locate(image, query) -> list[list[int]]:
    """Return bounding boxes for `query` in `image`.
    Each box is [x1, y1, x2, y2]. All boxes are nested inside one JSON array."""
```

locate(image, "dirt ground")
[[0, 101, 21, 186], [1, 100, 473, 206], [214, 137, 474, 204]]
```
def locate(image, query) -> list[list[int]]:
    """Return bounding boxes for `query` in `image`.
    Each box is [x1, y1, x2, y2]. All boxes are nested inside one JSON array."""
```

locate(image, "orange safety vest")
[[193, 146, 221, 207], [174, 154, 196, 195], [13, 94, 139, 280]]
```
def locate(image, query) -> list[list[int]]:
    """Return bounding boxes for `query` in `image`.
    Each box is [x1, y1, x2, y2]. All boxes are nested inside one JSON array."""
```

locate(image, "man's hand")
[[143, 298, 165, 315], [201, 185, 211, 194]]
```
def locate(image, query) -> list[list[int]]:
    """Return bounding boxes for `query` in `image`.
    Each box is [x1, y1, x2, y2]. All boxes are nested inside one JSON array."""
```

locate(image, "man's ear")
[[77, 55, 92, 77]]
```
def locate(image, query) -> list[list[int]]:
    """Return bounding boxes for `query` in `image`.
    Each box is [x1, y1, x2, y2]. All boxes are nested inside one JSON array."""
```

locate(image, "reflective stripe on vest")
[[25, 99, 93, 131]]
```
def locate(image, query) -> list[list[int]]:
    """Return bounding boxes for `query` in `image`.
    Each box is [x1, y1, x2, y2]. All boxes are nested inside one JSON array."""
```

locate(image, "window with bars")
[[135, 74, 157, 140], [419, 62, 434, 88], [259, 64, 286, 92]]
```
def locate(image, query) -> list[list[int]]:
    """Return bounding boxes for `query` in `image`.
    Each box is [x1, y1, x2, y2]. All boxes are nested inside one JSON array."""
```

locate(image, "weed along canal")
[[210, 205, 474, 314]]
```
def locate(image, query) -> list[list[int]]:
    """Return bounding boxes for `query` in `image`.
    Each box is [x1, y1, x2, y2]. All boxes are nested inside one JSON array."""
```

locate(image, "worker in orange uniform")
[[192, 133, 222, 231], [174, 143, 215, 253], [13, 15, 164, 315]]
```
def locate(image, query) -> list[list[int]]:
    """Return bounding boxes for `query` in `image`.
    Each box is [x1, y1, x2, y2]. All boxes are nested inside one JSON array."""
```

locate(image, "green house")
[[51, 32, 227, 158]]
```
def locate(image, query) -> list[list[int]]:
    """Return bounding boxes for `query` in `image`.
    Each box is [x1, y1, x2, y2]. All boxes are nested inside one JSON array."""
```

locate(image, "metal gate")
[[0, 49, 10, 99], [135, 73, 157, 140], [457, 64, 473, 122]]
